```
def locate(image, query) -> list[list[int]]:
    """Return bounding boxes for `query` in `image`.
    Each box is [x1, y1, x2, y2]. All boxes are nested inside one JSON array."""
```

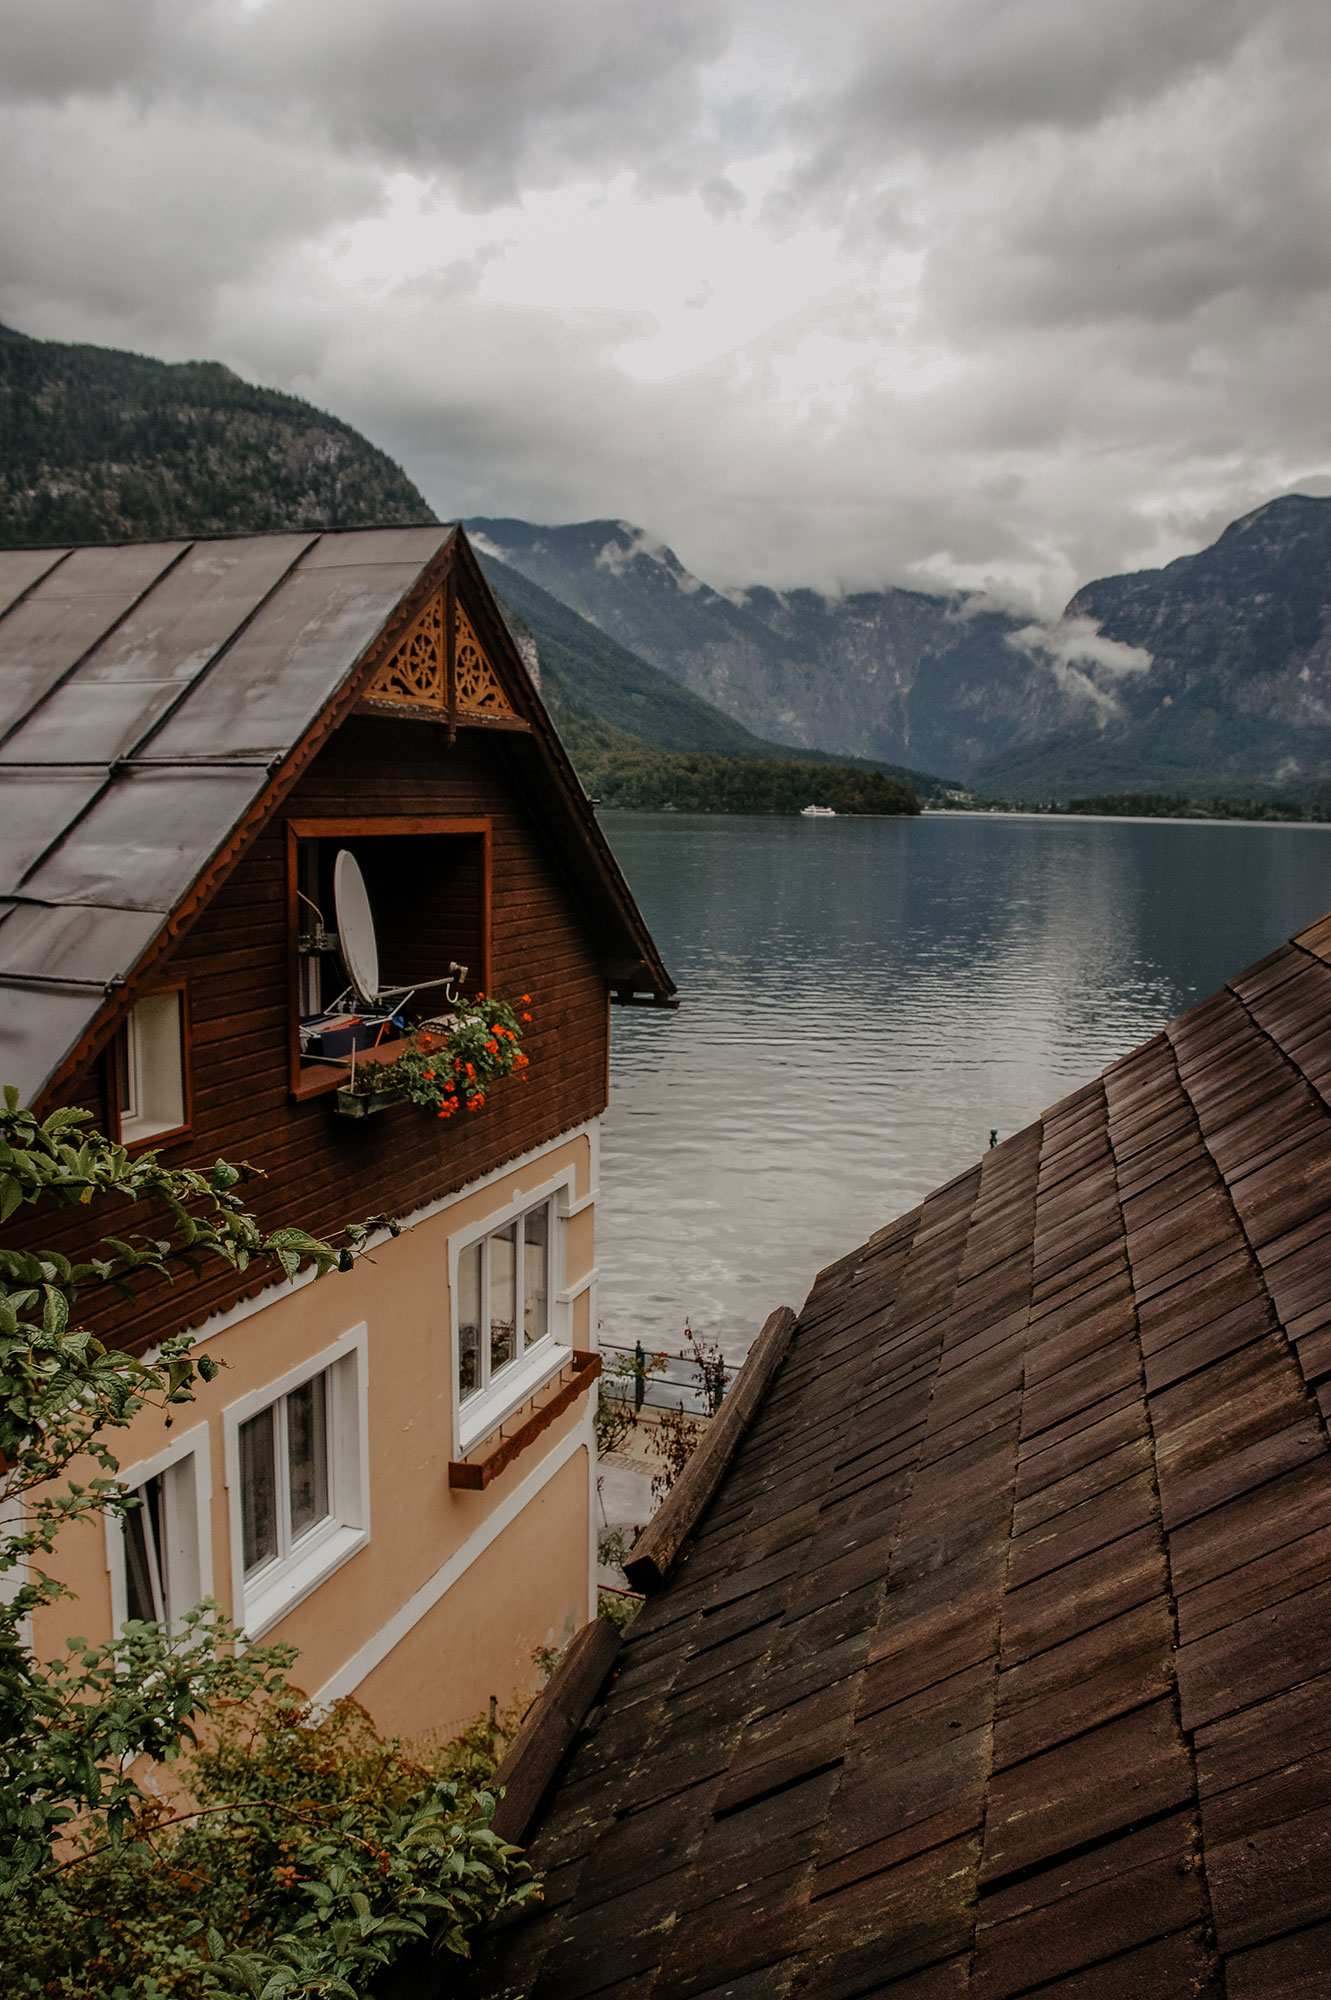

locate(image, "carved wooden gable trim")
[[454, 606, 515, 717], [365, 592, 445, 707], [362, 590, 517, 721]]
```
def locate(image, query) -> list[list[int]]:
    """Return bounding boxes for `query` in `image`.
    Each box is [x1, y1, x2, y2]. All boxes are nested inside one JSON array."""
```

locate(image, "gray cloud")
[[0, 0, 1328, 614]]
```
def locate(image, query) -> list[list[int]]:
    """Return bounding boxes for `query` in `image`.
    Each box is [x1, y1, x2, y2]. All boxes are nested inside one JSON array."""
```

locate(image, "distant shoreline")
[[923, 806, 1331, 829]]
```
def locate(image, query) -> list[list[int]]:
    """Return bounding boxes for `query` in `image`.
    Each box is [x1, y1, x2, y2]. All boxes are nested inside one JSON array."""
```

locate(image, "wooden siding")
[[34, 714, 609, 1351]]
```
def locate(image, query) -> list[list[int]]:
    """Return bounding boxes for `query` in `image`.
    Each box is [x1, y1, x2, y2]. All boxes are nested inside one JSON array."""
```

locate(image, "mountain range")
[[0, 326, 941, 797], [3, 324, 1328, 803], [469, 501, 1331, 800]]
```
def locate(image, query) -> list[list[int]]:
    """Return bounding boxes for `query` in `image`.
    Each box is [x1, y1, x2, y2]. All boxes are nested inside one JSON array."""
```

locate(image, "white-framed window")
[[453, 1188, 569, 1453], [116, 989, 187, 1145], [223, 1327, 369, 1639], [106, 1423, 212, 1635]]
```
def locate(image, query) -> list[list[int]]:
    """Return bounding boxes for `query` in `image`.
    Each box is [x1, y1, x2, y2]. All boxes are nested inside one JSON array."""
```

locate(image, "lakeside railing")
[[599, 1339, 728, 1420]]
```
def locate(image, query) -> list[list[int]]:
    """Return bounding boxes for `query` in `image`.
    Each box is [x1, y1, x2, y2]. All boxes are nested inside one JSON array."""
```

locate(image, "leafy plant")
[[594, 1341, 672, 1454], [593, 1379, 635, 1455], [347, 994, 531, 1120], [683, 1320, 729, 1416], [647, 1406, 703, 1505], [0, 1093, 533, 1993], [596, 1528, 633, 1571], [596, 1590, 642, 1630], [1, 1691, 537, 1998]]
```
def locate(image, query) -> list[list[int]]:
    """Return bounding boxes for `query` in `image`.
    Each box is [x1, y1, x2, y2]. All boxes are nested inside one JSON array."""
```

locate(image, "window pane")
[[239, 1407, 278, 1574], [490, 1225, 516, 1375], [457, 1240, 483, 1400], [287, 1374, 330, 1541], [523, 1205, 549, 1349], [124, 1474, 165, 1623], [120, 992, 184, 1142]]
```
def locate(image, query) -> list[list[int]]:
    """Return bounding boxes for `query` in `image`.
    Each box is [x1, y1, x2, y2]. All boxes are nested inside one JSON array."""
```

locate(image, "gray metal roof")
[[0, 528, 453, 1104]]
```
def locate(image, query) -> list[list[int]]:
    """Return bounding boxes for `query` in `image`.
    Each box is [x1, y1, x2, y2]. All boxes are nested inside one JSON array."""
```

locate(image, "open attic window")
[[287, 817, 490, 1099]]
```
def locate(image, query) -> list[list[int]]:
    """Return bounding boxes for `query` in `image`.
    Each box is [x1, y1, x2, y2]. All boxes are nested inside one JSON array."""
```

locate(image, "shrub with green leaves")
[[2, 1690, 536, 1998], [0, 1093, 536, 1995]]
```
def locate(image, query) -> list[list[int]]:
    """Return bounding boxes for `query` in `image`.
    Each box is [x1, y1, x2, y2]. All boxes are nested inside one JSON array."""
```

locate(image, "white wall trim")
[[222, 1323, 370, 1639], [312, 1406, 593, 1708], [104, 1421, 213, 1635], [182, 1117, 601, 1352], [558, 1264, 598, 1306]]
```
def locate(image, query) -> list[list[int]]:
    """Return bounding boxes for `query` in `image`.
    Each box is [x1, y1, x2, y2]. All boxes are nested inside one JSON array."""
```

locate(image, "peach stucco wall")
[[354, 1444, 591, 1742], [33, 1126, 598, 1744]]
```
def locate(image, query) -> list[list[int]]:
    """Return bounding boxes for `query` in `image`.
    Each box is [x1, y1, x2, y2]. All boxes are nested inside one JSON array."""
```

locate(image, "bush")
[[0, 1096, 536, 1995], [0, 1690, 536, 1998]]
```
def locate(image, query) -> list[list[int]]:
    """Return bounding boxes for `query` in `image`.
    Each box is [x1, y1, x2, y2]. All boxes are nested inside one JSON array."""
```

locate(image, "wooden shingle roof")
[[480, 910, 1331, 2000]]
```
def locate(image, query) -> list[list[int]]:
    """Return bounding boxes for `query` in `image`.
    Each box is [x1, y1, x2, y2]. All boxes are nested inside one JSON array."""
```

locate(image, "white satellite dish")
[[333, 849, 380, 1005]]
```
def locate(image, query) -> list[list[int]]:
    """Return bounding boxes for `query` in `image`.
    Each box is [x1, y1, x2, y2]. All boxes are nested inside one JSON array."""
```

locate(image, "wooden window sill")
[[449, 1351, 601, 1490], [291, 1034, 413, 1102]]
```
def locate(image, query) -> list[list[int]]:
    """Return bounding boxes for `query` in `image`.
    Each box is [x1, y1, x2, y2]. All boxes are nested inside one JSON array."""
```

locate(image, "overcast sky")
[[2, 0, 1328, 609]]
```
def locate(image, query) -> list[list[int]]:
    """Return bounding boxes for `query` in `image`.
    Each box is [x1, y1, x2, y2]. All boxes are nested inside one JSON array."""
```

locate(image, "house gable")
[[0, 525, 671, 1114]]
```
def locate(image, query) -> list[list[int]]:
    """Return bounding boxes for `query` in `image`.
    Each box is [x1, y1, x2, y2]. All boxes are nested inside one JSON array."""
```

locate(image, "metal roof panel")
[[20, 766, 262, 911], [0, 547, 72, 617], [0, 900, 163, 985], [0, 769, 109, 894], [0, 537, 322, 766], [0, 679, 183, 766], [144, 562, 426, 758], [297, 526, 452, 568], [0, 544, 190, 738], [72, 534, 317, 684], [0, 983, 106, 1106], [21, 544, 190, 599]]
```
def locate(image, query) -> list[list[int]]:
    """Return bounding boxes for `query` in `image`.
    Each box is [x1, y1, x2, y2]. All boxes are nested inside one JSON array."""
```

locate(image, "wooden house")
[[477, 909, 1331, 1999], [0, 525, 673, 1738]]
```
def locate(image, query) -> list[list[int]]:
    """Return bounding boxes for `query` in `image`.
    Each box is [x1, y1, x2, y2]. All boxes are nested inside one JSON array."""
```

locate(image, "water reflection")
[[597, 811, 1331, 1363]]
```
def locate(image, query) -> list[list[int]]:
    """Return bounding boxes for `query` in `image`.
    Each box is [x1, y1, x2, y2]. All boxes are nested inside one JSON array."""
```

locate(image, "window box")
[[328, 1035, 415, 1117], [449, 1350, 601, 1489]]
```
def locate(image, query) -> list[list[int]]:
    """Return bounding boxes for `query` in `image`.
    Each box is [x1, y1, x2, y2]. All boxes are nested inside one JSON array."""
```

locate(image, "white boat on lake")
[[800, 804, 837, 817]]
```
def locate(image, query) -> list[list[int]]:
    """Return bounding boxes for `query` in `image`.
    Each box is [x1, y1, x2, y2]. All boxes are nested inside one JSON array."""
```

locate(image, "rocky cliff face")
[[470, 498, 1331, 797], [467, 516, 1027, 776]]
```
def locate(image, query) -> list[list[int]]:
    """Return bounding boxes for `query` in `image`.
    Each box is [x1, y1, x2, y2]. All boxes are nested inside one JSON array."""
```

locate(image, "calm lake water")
[[596, 810, 1331, 1364]]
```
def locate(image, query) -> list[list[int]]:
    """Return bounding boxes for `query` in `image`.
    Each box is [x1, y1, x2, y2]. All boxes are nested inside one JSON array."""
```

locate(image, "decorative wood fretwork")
[[364, 592, 445, 708], [362, 592, 518, 723], [454, 606, 515, 718]]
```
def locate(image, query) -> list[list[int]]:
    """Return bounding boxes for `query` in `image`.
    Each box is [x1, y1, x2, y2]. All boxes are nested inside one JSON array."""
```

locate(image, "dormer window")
[[114, 988, 188, 1146]]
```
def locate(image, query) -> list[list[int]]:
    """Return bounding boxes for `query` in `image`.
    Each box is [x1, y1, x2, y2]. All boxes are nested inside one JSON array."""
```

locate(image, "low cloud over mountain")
[[1, 1, 1328, 608]]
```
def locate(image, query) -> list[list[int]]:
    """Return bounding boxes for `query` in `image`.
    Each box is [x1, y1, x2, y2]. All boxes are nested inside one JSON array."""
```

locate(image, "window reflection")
[[523, 1206, 548, 1348], [490, 1224, 516, 1374], [124, 1474, 167, 1623], [287, 1374, 329, 1540], [239, 1406, 277, 1575], [457, 1240, 482, 1400]]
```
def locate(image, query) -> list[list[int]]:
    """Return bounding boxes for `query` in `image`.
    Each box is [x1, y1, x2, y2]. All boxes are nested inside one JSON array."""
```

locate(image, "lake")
[[595, 810, 1331, 1366]]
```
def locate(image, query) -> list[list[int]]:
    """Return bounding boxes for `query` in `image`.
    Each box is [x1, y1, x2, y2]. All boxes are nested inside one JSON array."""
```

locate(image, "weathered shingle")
[[479, 913, 1331, 1999]]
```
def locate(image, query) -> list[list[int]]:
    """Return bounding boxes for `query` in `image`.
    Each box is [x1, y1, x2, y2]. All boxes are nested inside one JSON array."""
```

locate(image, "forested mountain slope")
[[0, 326, 433, 542]]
